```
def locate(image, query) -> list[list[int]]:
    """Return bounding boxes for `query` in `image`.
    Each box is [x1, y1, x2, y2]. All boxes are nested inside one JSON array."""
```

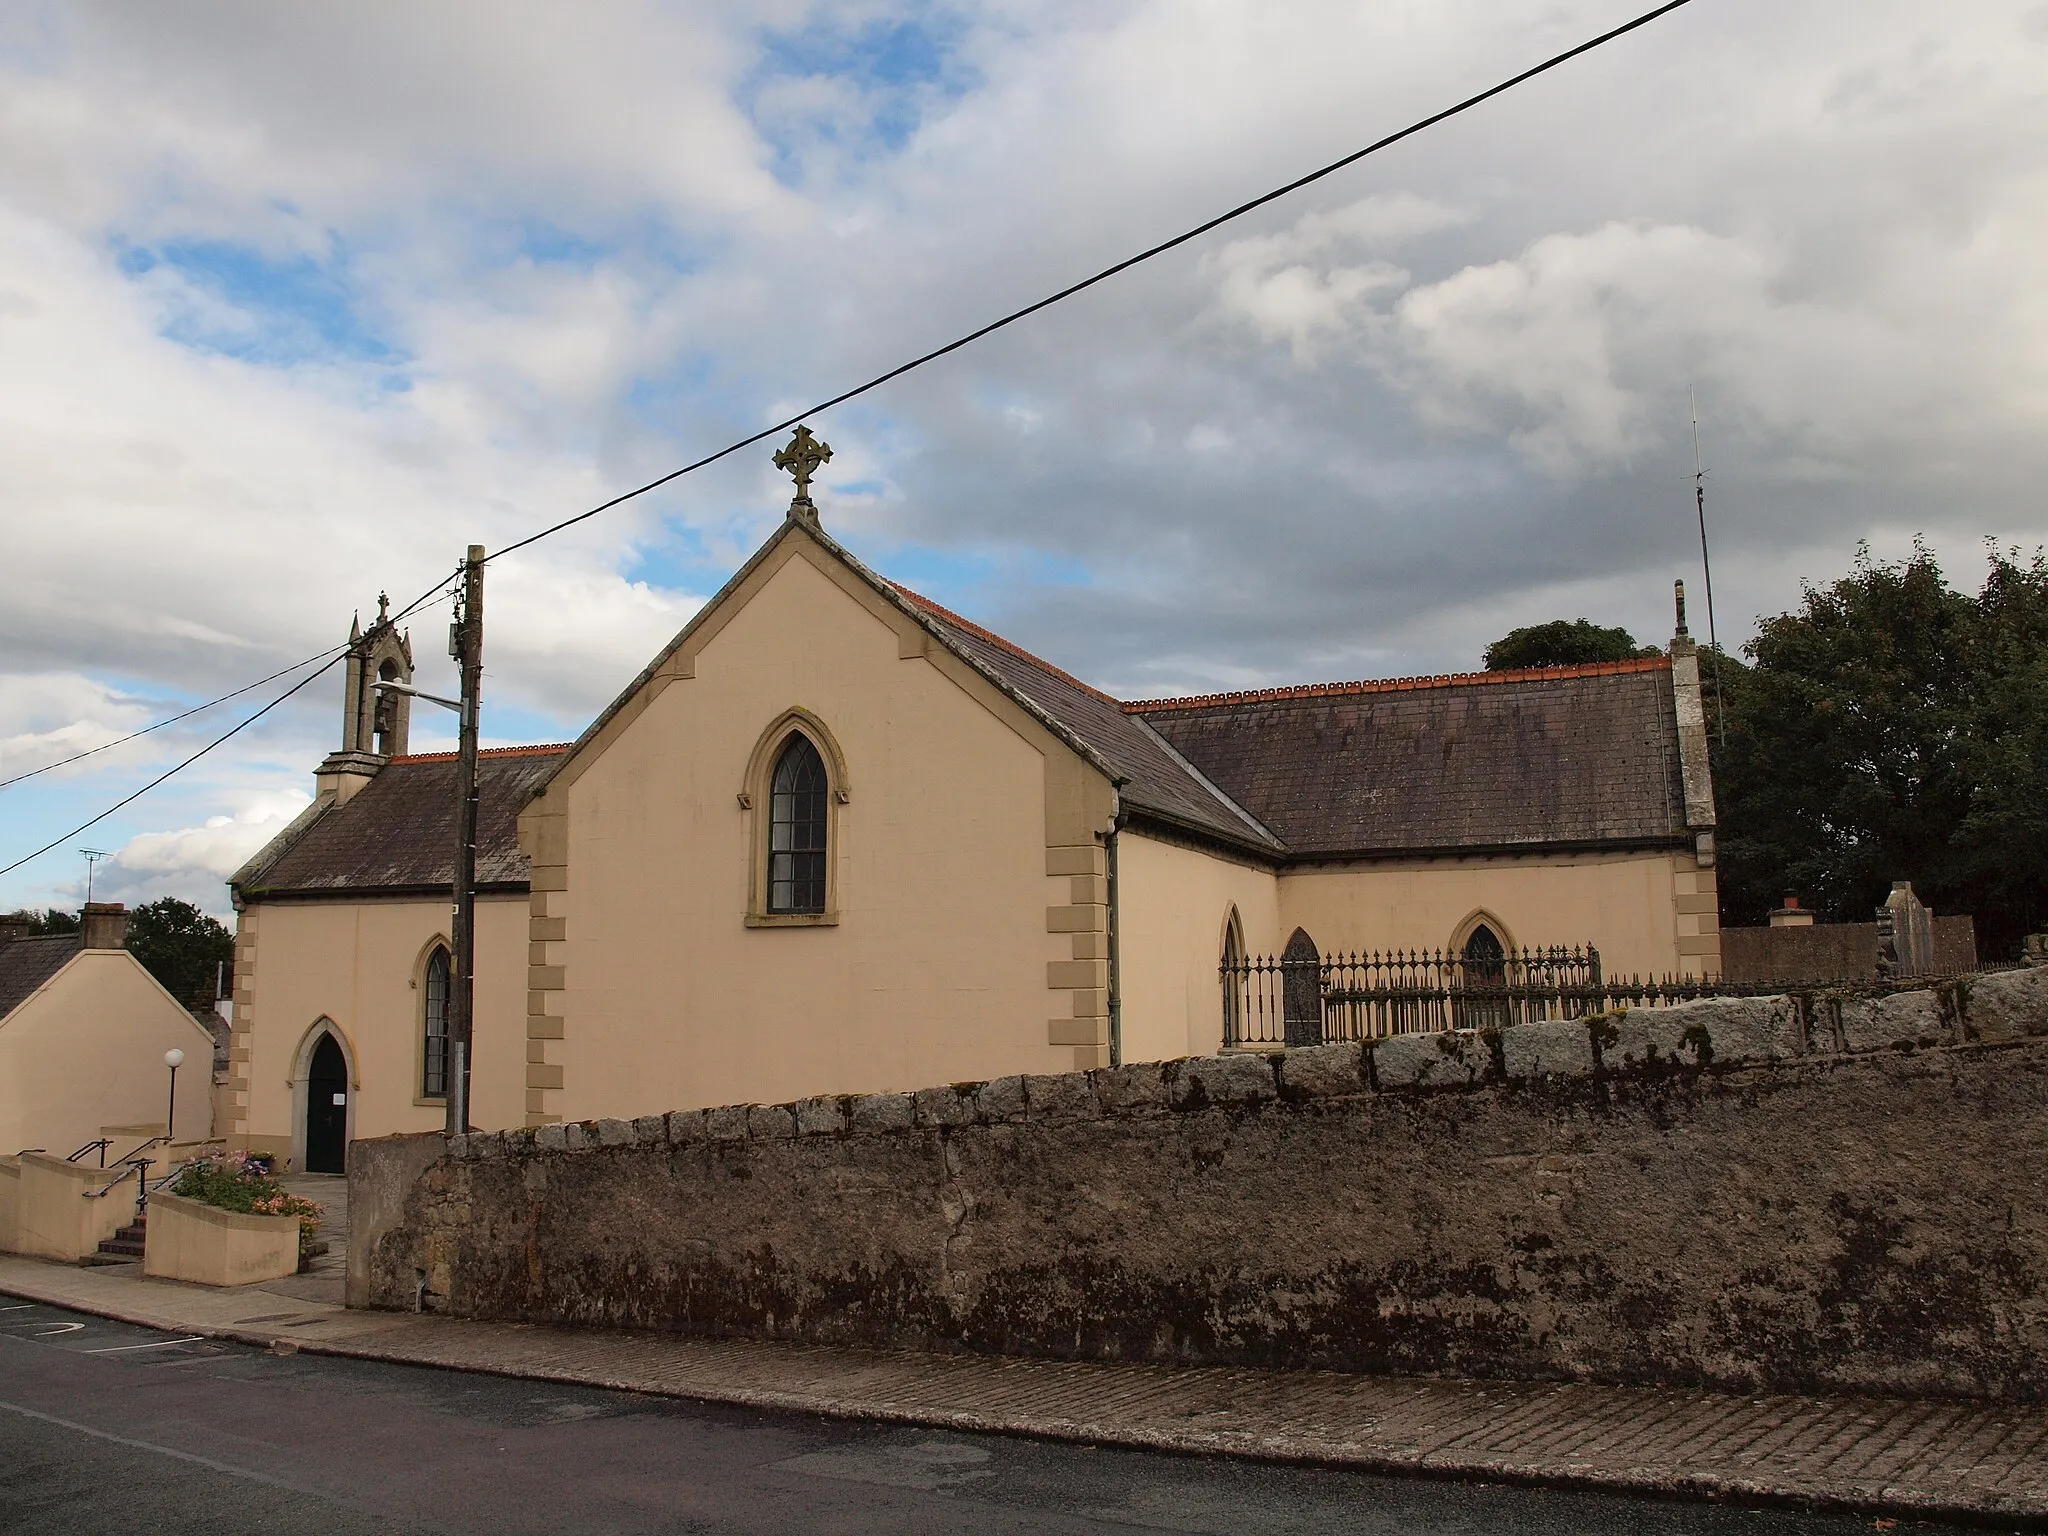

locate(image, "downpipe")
[[1106, 804, 1123, 1069]]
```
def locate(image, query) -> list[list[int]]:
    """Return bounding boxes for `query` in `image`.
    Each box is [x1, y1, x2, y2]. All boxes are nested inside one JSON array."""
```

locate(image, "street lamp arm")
[[373, 679, 462, 712]]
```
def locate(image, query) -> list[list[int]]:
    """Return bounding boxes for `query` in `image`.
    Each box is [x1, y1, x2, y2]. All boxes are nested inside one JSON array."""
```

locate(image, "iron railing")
[[1221, 943, 1786, 1048]]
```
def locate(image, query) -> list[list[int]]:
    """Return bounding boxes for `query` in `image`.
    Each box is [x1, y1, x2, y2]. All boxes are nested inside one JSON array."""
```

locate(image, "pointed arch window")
[[1457, 923, 1509, 1031], [767, 734, 828, 915], [421, 946, 451, 1098], [1220, 911, 1246, 1045]]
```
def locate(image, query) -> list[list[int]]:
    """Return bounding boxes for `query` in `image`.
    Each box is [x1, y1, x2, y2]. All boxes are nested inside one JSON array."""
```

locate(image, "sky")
[[2, 0, 2044, 920]]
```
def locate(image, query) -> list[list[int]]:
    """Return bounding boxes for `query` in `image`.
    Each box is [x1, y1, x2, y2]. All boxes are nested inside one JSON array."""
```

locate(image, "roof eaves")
[[1282, 831, 1696, 864], [1122, 713, 1286, 854], [229, 796, 332, 897], [242, 878, 533, 903]]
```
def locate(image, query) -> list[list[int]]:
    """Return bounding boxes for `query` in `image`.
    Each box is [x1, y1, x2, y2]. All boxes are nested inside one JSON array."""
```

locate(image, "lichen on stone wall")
[[353, 968, 2048, 1401]]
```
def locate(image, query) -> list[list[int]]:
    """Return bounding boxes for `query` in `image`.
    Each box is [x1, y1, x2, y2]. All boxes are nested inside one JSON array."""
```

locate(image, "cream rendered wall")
[[1275, 849, 1703, 979], [0, 953, 215, 1159], [234, 894, 527, 1161], [551, 552, 1074, 1119], [1114, 832, 1281, 1064]]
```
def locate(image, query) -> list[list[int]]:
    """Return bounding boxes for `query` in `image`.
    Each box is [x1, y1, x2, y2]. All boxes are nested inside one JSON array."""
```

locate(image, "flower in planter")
[[172, 1152, 325, 1259]]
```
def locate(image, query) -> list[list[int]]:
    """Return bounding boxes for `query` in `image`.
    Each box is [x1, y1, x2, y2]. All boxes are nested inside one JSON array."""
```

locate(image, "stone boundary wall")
[[355, 968, 2048, 1401]]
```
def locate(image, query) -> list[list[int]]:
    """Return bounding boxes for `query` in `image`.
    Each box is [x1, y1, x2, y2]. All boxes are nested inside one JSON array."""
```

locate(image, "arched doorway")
[[304, 1033, 350, 1174], [1457, 923, 1510, 1031]]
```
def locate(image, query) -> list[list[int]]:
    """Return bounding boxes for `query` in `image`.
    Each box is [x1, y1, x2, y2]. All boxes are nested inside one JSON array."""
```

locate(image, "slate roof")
[[1131, 658, 1689, 858], [236, 745, 568, 900], [240, 518, 1691, 893], [0, 934, 82, 1020], [893, 588, 1283, 854]]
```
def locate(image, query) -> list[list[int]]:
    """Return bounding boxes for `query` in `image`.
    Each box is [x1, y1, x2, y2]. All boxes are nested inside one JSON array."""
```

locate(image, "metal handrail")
[[87, 1158, 149, 1203], [66, 1138, 113, 1167], [113, 1134, 169, 1167]]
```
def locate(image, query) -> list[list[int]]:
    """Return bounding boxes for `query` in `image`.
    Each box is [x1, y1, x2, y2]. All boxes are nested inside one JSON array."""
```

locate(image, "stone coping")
[[17, 1150, 125, 1184], [436, 969, 2048, 1164]]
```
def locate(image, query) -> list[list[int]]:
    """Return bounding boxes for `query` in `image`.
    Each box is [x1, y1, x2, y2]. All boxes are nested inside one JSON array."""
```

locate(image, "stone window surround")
[[738, 706, 851, 929], [287, 1016, 359, 1175], [412, 934, 452, 1107], [1449, 907, 1517, 958]]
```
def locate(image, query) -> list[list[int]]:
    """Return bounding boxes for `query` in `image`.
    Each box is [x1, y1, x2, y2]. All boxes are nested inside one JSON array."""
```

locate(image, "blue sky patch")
[[745, 9, 980, 176], [117, 237, 403, 367]]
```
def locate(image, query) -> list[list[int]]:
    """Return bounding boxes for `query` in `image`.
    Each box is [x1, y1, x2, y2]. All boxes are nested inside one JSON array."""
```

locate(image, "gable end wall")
[[517, 534, 1117, 1124]]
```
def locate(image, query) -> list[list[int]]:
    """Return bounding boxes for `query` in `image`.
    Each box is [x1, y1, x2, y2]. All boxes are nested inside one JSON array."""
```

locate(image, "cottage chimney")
[[80, 902, 129, 949], [0, 916, 30, 944], [1768, 894, 1814, 928], [1667, 579, 1717, 863]]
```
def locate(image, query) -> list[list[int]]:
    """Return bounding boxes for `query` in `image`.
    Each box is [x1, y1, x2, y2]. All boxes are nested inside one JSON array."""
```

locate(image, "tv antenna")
[[1691, 391, 1726, 746], [79, 848, 111, 904]]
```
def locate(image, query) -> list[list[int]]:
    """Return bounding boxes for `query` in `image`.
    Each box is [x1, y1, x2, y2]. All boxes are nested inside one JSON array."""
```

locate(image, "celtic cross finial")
[[774, 425, 832, 517]]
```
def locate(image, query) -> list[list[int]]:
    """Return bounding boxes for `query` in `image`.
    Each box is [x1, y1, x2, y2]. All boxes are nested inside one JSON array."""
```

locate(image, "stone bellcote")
[[316, 595, 415, 806]]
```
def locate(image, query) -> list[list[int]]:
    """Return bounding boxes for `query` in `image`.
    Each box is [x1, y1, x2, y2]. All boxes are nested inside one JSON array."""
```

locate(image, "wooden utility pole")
[[1690, 392, 1726, 746], [447, 545, 484, 1137]]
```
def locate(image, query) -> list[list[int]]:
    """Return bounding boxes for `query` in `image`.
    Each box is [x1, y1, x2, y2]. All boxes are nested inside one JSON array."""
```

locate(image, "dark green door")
[[305, 1034, 348, 1174]]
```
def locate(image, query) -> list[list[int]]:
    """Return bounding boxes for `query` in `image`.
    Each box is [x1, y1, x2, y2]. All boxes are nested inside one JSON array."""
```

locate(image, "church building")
[[224, 431, 1719, 1165]]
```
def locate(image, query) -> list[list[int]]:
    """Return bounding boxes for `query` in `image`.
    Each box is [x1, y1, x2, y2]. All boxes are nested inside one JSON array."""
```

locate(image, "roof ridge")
[[1123, 655, 1672, 714], [887, 583, 1120, 706], [390, 743, 574, 764]]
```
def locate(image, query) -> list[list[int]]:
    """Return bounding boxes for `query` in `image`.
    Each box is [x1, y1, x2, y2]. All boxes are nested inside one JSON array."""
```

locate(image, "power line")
[[0, 643, 350, 792], [1, 575, 458, 800], [0, 0, 1699, 874], [489, 0, 1698, 566], [0, 586, 460, 880], [0, 651, 351, 880]]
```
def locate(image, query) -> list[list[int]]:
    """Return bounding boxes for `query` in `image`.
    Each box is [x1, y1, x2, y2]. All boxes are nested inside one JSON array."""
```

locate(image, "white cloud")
[[0, 673, 154, 783], [102, 789, 313, 918], [5, 0, 2048, 911]]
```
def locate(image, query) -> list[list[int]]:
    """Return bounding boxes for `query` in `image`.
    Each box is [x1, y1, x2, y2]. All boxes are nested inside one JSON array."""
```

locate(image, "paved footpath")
[[3, 1254, 2043, 1527]]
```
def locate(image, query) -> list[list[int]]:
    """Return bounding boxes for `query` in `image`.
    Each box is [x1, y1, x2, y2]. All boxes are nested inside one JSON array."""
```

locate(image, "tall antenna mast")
[[79, 848, 111, 905], [1691, 390, 1725, 745]]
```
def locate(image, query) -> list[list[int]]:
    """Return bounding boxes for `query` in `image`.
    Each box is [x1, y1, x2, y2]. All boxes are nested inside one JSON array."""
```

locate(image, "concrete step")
[[91, 1218, 148, 1262]]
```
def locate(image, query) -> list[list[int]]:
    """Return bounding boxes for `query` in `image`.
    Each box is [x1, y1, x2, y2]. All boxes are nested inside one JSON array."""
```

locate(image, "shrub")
[[171, 1151, 324, 1259]]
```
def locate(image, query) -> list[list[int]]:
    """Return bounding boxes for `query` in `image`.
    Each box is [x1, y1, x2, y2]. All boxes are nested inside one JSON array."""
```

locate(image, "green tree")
[[1484, 619, 1661, 671], [1713, 541, 2048, 957], [125, 898, 234, 1009], [1, 907, 79, 935]]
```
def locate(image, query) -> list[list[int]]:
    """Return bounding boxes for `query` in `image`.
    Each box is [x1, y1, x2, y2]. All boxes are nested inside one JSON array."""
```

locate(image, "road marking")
[[0, 1398, 324, 1495], [85, 1336, 204, 1353], [0, 1304, 34, 1311]]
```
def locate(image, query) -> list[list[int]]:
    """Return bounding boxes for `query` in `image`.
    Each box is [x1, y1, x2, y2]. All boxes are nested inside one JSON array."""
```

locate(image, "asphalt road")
[[0, 1298, 1992, 1536]]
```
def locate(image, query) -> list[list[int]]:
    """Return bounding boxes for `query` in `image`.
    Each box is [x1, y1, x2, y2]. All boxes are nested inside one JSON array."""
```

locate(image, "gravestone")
[[1281, 927, 1322, 1048], [1877, 881, 1935, 978]]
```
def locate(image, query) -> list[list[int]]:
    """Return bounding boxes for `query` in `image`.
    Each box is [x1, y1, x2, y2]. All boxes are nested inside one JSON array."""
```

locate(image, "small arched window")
[[767, 734, 828, 914], [1458, 923, 1509, 1031], [1462, 923, 1506, 979], [422, 946, 451, 1098], [1220, 912, 1245, 1045]]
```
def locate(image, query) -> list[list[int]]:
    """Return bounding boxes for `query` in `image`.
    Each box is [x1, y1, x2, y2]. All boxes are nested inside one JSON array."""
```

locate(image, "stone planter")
[[10, 1151, 132, 1260], [143, 1189, 300, 1287]]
